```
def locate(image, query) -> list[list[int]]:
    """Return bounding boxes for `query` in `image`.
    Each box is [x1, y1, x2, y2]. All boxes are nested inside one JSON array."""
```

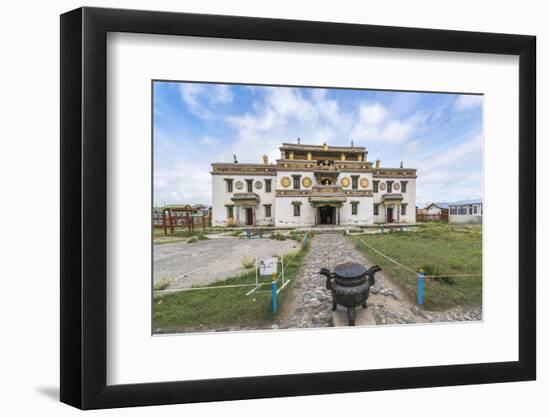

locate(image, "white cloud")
[[359, 103, 388, 124], [351, 102, 421, 144], [179, 84, 203, 113], [454, 95, 483, 112], [212, 84, 233, 104], [179, 83, 234, 119], [225, 87, 355, 164]]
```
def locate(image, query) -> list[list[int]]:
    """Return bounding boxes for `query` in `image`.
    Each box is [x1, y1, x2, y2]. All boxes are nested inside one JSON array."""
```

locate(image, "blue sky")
[[153, 81, 483, 207]]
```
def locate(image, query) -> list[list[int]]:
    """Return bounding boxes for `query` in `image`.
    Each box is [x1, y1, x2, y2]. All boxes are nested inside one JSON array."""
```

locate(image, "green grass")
[[351, 224, 482, 310], [152, 236, 311, 332]]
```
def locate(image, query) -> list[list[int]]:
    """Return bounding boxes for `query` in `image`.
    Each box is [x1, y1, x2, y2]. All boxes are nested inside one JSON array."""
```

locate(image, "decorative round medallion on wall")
[[393, 182, 400, 191], [302, 177, 312, 187], [254, 180, 263, 190], [360, 178, 369, 188], [380, 182, 386, 191], [340, 177, 350, 187], [281, 176, 291, 188], [235, 180, 244, 190]]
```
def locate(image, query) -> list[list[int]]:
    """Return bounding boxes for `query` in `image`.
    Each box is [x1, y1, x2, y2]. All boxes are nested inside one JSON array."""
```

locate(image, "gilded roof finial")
[[323, 142, 328, 150], [307, 151, 312, 161], [233, 154, 238, 164], [263, 155, 268, 165], [400, 161, 404, 168], [289, 151, 294, 160], [297, 137, 301, 144]]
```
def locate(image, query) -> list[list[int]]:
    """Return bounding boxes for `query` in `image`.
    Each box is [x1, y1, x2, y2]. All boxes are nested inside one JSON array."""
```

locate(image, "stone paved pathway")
[[277, 234, 482, 329]]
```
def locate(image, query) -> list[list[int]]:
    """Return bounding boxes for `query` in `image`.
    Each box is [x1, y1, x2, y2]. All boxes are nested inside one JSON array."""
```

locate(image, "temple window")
[[373, 181, 379, 193], [374, 204, 379, 216], [225, 179, 233, 193], [351, 175, 359, 190], [400, 181, 408, 193], [401, 204, 407, 216], [292, 175, 301, 190], [351, 201, 359, 215], [264, 204, 272, 217], [265, 179, 272, 193], [246, 179, 253, 193], [386, 180, 394, 193], [227, 206, 234, 218]]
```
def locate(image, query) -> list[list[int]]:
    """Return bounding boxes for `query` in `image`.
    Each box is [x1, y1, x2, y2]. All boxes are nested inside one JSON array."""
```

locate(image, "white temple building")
[[211, 142, 417, 227]]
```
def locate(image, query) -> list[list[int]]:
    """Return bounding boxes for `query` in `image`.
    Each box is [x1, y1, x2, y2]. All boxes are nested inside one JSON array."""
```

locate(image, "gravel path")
[[154, 237, 300, 289], [277, 234, 482, 329]]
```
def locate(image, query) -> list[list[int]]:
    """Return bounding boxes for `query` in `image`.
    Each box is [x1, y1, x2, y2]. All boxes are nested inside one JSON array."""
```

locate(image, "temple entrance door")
[[387, 207, 394, 223], [319, 206, 334, 225], [245, 208, 254, 225]]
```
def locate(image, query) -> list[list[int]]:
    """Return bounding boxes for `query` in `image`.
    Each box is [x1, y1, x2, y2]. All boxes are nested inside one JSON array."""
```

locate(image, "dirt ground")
[[154, 237, 300, 289]]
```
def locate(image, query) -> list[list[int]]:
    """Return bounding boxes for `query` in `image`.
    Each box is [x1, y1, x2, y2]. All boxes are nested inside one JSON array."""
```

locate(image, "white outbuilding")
[[449, 199, 483, 224]]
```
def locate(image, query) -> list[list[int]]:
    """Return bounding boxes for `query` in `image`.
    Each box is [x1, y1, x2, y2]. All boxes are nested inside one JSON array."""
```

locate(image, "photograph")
[[152, 81, 483, 334]]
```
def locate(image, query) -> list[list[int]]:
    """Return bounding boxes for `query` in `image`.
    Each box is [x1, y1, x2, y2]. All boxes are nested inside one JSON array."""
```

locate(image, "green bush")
[[154, 277, 173, 291], [187, 237, 198, 243], [420, 264, 454, 284], [271, 232, 287, 241]]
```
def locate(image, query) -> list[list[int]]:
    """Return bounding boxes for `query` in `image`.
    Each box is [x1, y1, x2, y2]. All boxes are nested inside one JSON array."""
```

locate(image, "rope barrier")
[[357, 238, 417, 275], [357, 238, 481, 279], [424, 273, 482, 278]]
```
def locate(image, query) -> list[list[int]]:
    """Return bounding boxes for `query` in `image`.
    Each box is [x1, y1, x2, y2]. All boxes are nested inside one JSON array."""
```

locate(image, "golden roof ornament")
[[289, 151, 294, 160], [262, 155, 268, 165], [340, 153, 346, 161], [307, 151, 312, 161], [323, 142, 328, 150], [357, 154, 363, 161]]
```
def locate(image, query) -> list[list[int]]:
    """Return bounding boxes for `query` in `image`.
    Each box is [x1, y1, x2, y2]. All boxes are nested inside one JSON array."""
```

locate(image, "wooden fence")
[[416, 211, 449, 222], [153, 207, 212, 235]]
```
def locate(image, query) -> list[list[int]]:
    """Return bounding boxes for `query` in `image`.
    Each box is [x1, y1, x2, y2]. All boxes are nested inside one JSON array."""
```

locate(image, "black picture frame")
[[60, 6, 536, 410]]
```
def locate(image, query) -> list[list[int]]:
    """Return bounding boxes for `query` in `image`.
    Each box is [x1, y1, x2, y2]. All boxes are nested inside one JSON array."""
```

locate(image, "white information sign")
[[258, 257, 278, 276]]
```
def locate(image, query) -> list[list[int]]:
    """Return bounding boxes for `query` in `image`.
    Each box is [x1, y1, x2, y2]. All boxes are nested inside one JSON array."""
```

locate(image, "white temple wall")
[[275, 197, 315, 227], [339, 197, 374, 225], [211, 174, 276, 226]]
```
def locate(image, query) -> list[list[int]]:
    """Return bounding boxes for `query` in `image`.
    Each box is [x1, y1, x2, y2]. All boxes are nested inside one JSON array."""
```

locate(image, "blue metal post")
[[381, 225, 384, 234], [400, 225, 403, 232], [246, 230, 251, 239], [271, 272, 277, 314], [418, 270, 424, 305], [259, 229, 263, 239]]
